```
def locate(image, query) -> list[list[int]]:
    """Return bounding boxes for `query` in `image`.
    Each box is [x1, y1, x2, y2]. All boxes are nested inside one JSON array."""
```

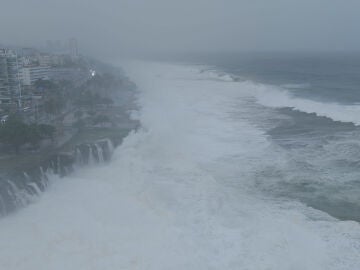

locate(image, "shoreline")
[[0, 59, 139, 217]]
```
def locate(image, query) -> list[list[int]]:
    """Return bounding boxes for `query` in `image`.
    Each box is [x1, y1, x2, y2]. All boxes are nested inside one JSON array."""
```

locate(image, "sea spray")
[[0, 62, 359, 270]]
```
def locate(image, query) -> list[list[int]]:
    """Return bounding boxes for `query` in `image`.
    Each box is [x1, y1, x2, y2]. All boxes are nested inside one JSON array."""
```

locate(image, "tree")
[[27, 124, 42, 148], [57, 80, 73, 90], [38, 124, 56, 140], [73, 119, 86, 131], [87, 110, 96, 117], [0, 114, 29, 154], [34, 79, 57, 91], [92, 114, 111, 126], [101, 97, 114, 106], [74, 110, 84, 119], [43, 98, 65, 116], [74, 91, 97, 107], [0, 115, 57, 153]]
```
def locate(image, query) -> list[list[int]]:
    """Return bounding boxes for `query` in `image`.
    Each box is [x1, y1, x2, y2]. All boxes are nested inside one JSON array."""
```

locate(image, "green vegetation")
[[0, 114, 55, 154], [34, 79, 73, 117], [0, 58, 137, 178], [92, 114, 111, 126], [72, 119, 86, 131], [74, 110, 84, 119], [34, 79, 58, 90], [43, 98, 65, 116], [73, 73, 118, 107]]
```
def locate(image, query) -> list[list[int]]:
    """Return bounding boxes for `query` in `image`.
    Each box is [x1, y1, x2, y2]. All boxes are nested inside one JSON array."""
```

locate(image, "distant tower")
[[68, 38, 79, 60], [0, 49, 21, 97]]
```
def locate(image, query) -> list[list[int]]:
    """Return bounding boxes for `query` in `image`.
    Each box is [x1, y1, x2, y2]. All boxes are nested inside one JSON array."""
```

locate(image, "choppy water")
[[0, 60, 360, 269], [198, 53, 360, 222]]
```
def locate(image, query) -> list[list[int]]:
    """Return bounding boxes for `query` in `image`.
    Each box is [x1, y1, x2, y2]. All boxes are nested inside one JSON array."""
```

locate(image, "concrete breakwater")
[[0, 137, 119, 217]]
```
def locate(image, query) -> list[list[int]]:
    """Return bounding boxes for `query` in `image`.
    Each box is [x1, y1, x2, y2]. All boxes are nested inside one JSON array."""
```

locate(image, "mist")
[[1, 0, 360, 58], [2, 0, 360, 269]]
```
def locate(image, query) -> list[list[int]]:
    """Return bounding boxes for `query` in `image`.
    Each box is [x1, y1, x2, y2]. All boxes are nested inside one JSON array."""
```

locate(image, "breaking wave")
[[0, 62, 359, 269], [204, 67, 360, 125], [253, 83, 360, 125]]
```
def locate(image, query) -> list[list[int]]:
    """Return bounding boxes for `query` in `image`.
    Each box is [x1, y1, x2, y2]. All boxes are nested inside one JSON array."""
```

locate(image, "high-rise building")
[[0, 55, 8, 96], [37, 54, 52, 67], [68, 38, 79, 60], [20, 66, 50, 86], [0, 49, 21, 98]]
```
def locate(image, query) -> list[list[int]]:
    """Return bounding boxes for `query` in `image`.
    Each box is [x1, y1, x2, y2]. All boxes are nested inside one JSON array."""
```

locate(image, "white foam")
[[252, 82, 360, 125], [0, 62, 359, 270], [282, 83, 311, 89], [204, 68, 360, 125]]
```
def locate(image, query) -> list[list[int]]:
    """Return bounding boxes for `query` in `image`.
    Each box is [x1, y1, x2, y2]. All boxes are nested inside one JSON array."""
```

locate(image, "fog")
[[2, 1, 360, 269], [1, 0, 360, 58]]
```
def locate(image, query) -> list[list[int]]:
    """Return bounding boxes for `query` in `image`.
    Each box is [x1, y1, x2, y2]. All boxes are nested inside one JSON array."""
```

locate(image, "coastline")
[[0, 60, 360, 270], [0, 59, 139, 217]]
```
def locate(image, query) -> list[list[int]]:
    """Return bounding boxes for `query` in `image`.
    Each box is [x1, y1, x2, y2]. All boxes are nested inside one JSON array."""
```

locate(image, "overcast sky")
[[1, 0, 360, 58]]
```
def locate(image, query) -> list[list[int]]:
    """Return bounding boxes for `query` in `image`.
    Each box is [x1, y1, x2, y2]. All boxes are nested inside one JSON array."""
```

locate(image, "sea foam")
[[254, 83, 360, 125], [0, 62, 359, 270]]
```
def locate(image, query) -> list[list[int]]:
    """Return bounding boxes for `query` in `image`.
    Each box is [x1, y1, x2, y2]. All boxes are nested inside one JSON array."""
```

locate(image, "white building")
[[37, 54, 65, 67], [38, 55, 52, 67], [21, 66, 50, 86], [0, 49, 21, 97]]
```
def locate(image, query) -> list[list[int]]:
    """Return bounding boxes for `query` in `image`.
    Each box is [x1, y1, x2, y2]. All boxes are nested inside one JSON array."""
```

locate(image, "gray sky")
[[1, 0, 360, 57]]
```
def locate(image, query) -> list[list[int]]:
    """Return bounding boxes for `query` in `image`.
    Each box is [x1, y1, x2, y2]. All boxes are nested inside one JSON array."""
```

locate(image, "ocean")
[[0, 54, 360, 269], [191, 52, 360, 222]]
